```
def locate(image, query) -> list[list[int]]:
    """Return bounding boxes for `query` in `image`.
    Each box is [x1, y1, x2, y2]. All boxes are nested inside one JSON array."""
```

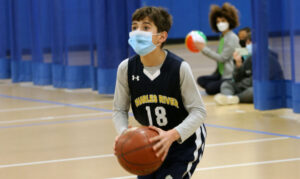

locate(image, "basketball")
[[185, 30, 207, 53], [115, 126, 163, 176]]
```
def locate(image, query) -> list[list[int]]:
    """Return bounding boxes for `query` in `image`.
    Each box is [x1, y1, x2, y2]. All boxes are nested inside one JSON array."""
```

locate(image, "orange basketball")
[[115, 126, 163, 176]]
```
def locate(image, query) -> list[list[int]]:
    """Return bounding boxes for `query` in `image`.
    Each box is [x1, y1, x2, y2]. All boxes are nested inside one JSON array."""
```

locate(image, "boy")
[[113, 6, 206, 178]]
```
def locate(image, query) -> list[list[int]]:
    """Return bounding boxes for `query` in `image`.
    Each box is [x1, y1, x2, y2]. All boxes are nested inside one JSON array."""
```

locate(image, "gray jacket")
[[202, 30, 240, 79]]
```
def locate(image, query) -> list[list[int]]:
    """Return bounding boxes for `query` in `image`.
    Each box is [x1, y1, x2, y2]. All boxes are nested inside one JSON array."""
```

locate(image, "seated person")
[[195, 3, 240, 95], [214, 32, 253, 105], [214, 30, 284, 105], [238, 27, 251, 47]]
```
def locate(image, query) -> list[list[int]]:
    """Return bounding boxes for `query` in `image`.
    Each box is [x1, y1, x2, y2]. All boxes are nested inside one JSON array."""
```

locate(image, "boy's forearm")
[[112, 110, 129, 135]]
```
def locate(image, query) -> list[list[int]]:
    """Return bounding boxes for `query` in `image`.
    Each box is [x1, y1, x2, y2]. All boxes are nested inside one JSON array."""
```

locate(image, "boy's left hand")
[[148, 126, 180, 161]]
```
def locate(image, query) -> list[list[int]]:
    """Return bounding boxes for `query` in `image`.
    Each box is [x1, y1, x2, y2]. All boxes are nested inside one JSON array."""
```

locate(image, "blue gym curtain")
[[252, 0, 300, 113], [0, 0, 10, 78], [0, 0, 140, 94]]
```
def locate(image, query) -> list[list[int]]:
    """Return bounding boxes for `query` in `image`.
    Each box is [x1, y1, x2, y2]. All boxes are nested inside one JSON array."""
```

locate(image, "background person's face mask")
[[217, 22, 229, 32], [128, 31, 160, 56], [246, 43, 252, 54], [239, 40, 246, 47]]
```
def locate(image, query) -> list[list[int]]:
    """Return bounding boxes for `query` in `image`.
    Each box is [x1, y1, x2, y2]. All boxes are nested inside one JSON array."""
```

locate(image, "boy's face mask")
[[128, 30, 160, 56]]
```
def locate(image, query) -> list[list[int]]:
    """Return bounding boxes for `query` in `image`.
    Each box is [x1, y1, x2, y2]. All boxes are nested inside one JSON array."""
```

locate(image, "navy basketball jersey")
[[127, 51, 189, 131]]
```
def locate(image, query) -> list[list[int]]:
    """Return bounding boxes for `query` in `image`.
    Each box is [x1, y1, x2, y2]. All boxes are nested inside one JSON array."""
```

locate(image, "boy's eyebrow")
[[143, 22, 152, 26], [131, 21, 152, 26]]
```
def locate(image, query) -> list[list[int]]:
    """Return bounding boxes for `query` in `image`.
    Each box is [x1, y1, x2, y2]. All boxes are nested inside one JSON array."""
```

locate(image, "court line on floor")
[[0, 100, 113, 113], [0, 154, 114, 169], [0, 112, 111, 124], [205, 123, 300, 140], [0, 105, 67, 112], [0, 94, 112, 112], [203, 102, 216, 106], [0, 135, 296, 169], [205, 136, 290, 147], [105, 157, 300, 179], [1, 115, 298, 140], [195, 157, 300, 171], [0, 116, 112, 129], [18, 83, 96, 93], [0, 93, 299, 140], [106, 176, 135, 179]]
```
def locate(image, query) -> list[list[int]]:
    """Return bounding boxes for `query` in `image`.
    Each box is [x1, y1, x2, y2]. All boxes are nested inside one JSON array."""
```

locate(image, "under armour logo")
[[132, 75, 140, 81]]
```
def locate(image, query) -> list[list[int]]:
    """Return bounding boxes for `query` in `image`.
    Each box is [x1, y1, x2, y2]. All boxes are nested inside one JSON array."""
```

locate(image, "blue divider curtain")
[[252, 0, 300, 113], [0, 0, 140, 94], [0, 0, 10, 78]]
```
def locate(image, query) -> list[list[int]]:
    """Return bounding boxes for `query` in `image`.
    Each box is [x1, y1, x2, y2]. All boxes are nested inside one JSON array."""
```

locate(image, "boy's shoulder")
[[128, 54, 140, 62], [165, 50, 185, 63], [117, 57, 130, 71]]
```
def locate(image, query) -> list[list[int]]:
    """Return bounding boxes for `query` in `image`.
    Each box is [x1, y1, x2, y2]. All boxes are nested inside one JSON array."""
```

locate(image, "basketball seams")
[[120, 128, 159, 165], [120, 127, 157, 160], [122, 156, 162, 166], [121, 142, 153, 156], [115, 129, 136, 157], [120, 130, 136, 153], [115, 126, 162, 175], [118, 127, 158, 157], [116, 129, 137, 167]]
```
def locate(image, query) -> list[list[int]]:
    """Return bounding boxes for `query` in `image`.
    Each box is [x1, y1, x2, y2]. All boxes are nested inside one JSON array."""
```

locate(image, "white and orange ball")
[[185, 30, 207, 53]]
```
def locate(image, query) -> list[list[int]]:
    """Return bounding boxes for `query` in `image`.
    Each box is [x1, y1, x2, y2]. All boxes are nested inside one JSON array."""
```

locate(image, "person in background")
[[214, 32, 253, 105], [195, 3, 240, 95], [238, 27, 251, 47]]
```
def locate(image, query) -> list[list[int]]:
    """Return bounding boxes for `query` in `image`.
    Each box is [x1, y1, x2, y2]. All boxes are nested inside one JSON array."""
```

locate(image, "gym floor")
[[0, 42, 299, 179]]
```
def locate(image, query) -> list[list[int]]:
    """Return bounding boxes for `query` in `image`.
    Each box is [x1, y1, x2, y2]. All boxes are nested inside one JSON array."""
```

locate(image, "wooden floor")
[[0, 43, 299, 179]]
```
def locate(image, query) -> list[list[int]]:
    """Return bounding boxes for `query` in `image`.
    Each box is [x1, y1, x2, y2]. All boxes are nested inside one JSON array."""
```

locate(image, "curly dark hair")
[[209, 3, 240, 32]]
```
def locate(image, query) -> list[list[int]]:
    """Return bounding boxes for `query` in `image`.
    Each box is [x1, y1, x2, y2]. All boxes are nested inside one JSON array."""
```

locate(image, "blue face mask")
[[128, 31, 159, 56], [246, 43, 252, 54]]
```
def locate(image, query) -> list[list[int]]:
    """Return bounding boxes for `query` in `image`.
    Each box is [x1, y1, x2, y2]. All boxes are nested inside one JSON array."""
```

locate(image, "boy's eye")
[[143, 26, 150, 31], [131, 23, 151, 31]]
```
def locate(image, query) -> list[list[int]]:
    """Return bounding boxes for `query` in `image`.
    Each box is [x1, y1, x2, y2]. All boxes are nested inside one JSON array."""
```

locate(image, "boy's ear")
[[159, 31, 168, 43]]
